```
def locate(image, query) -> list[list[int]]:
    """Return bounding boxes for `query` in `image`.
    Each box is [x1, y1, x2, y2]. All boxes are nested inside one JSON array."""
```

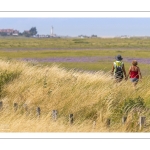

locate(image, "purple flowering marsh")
[[21, 56, 150, 64], [21, 56, 113, 63], [124, 58, 150, 64]]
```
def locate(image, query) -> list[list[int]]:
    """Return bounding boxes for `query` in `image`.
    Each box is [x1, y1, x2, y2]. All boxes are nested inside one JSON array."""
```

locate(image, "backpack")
[[114, 61, 123, 79]]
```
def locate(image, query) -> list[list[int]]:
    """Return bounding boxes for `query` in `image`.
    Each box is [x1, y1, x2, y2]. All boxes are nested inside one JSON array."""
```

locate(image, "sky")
[[0, 18, 150, 37]]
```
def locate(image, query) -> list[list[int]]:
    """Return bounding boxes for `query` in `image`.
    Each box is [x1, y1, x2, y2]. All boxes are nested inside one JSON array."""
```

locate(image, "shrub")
[[122, 96, 146, 115]]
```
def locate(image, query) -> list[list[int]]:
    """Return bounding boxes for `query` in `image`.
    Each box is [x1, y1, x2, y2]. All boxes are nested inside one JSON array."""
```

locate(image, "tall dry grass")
[[0, 59, 150, 132]]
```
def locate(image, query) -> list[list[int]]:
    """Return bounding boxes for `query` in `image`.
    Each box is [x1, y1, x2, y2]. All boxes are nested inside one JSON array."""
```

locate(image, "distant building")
[[38, 34, 49, 38], [23, 30, 30, 34], [12, 30, 19, 36], [91, 34, 97, 38], [120, 35, 130, 38], [78, 35, 90, 38], [0, 29, 19, 35]]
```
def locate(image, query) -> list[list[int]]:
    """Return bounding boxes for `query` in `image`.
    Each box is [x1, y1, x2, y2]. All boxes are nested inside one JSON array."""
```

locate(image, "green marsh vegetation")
[[0, 37, 150, 49], [0, 37, 150, 75]]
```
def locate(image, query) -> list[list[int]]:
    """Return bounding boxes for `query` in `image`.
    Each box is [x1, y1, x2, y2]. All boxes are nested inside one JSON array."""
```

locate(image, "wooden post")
[[0, 101, 3, 110], [37, 107, 41, 117], [23, 104, 28, 115], [14, 103, 18, 111], [139, 116, 146, 130], [69, 114, 73, 124], [52, 110, 57, 121], [106, 118, 110, 127], [122, 116, 127, 124], [23, 104, 28, 112], [93, 121, 96, 129]]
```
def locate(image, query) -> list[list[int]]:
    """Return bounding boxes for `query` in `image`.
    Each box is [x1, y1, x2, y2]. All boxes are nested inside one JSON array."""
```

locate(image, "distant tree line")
[[22, 27, 38, 37]]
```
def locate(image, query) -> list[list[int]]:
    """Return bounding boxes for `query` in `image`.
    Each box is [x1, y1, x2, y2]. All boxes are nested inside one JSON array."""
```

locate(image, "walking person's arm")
[[122, 64, 127, 80], [126, 66, 131, 80], [111, 64, 114, 75], [138, 67, 142, 80]]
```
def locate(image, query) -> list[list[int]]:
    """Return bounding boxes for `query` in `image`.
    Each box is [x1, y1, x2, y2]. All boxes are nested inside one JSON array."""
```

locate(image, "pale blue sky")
[[0, 18, 150, 37]]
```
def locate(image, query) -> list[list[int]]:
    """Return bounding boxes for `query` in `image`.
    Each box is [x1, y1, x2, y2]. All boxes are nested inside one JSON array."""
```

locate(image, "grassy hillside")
[[0, 59, 150, 132]]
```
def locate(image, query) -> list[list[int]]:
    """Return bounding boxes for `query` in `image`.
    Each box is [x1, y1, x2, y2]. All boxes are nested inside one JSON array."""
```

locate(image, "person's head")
[[115, 55, 123, 61], [132, 60, 138, 66]]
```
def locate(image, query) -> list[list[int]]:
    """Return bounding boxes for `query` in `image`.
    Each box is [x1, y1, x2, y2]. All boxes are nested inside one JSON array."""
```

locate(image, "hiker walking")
[[127, 60, 142, 87], [111, 55, 127, 82]]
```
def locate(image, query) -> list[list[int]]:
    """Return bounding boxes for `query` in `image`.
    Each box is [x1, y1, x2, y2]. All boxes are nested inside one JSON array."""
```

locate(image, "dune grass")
[[0, 59, 150, 132]]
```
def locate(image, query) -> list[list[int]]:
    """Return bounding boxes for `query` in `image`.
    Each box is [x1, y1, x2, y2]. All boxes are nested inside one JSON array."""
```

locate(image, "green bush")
[[122, 96, 146, 115]]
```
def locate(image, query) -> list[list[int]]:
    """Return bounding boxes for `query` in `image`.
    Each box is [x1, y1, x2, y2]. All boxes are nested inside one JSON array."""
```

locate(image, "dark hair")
[[132, 60, 138, 66]]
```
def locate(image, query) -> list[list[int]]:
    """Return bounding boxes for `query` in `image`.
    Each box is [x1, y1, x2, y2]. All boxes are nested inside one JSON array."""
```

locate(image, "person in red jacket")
[[127, 60, 142, 87]]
